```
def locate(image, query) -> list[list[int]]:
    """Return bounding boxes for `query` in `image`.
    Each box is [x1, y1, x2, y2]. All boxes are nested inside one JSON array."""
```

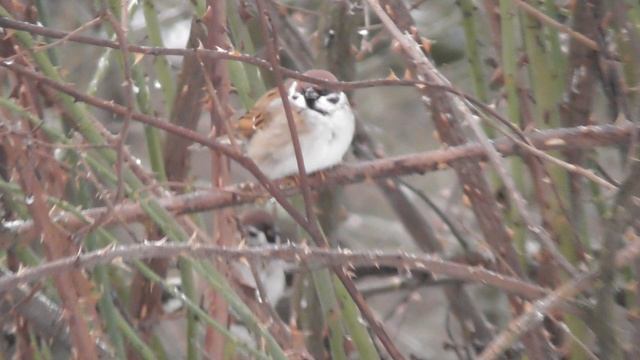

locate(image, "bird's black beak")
[[302, 87, 329, 115], [304, 87, 319, 101]]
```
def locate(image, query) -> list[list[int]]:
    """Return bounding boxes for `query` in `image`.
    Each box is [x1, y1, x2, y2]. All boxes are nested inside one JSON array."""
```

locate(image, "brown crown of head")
[[239, 210, 278, 243], [240, 209, 274, 228], [294, 69, 337, 92]]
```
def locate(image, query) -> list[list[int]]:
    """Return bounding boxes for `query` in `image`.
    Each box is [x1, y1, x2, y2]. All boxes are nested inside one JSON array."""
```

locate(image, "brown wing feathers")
[[234, 88, 279, 139]]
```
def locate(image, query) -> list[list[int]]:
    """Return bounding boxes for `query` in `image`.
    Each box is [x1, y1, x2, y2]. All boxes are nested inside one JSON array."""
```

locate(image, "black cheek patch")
[[309, 106, 328, 116], [304, 97, 329, 115]]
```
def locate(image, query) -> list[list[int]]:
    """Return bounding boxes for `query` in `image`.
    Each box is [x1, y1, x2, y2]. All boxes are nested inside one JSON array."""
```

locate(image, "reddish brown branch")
[[6, 124, 98, 358], [369, 0, 556, 356], [254, 2, 405, 358], [201, 1, 234, 355], [0, 16, 479, 93], [0, 61, 322, 245], [254, 0, 319, 235], [0, 243, 547, 300], [478, 227, 640, 360], [2, 122, 635, 248]]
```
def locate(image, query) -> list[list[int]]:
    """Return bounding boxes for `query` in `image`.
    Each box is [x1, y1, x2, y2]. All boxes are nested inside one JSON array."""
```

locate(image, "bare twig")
[[0, 268, 112, 357], [0, 243, 547, 300], [478, 161, 640, 359], [367, 0, 556, 356], [478, 225, 640, 360], [515, 0, 599, 51], [0, 17, 554, 93], [254, 0, 319, 237], [478, 273, 592, 360], [0, 61, 321, 251], [468, 107, 579, 275], [200, 2, 235, 356], [6, 123, 98, 358], [593, 162, 640, 357], [0, 15, 625, 191], [368, 0, 520, 275], [256, 1, 405, 358], [3, 122, 636, 248], [0, 15, 104, 64], [561, 0, 604, 241], [354, 119, 494, 347]]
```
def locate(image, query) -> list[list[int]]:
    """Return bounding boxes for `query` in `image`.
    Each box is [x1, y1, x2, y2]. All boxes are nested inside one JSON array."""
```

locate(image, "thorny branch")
[[5, 121, 98, 358], [0, 243, 546, 300], [254, 2, 404, 358], [367, 0, 558, 357], [478, 218, 640, 360], [201, 1, 235, 356], [369, 0, 576, 278], [0, 59, 325, 252], [0, 15, 621, 193], [2, 122, 635, 247], [2, 2, 640, 359], [103, 11, 134, 204], [254, 0, 317, 233], [0, 16, 426, 90], [0, 17, 597, 102]]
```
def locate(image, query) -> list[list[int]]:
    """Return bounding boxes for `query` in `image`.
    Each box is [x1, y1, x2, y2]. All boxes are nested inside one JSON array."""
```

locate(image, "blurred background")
[[2, 0, 639, 359]]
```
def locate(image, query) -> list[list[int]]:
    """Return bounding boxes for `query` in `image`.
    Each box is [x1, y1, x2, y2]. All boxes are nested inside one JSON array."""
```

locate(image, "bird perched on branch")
[[161, 210, 287, 314], [229, 210, 290, 352], [157, 211, 289, 357], [232, 209, 287, 306], [233, 69, 355, 179]]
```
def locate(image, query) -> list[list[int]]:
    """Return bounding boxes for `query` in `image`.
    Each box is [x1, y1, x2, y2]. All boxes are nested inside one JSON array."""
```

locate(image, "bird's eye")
[[326, 94, 340, 104], [247, 227, 259, 238]]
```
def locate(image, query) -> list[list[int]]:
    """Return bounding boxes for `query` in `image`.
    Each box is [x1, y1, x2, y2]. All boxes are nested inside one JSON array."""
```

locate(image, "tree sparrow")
[[233, 210, 286, 306], [234, 69, 355, 179], [161, 210, 287, 314]]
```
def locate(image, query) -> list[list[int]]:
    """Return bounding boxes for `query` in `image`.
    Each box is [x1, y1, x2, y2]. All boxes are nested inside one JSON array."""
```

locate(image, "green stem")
[[333, 278, 380, 360], [142, 0, 176, 113], [87, 233, 127, 359], [114, 311, 156, 360], [458, 0, 489, 103]]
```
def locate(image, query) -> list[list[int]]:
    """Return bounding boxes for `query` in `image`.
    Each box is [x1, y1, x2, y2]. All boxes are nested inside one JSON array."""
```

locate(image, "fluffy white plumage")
[[231, 221, 286, 305], [238, 69, 355, 179]]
